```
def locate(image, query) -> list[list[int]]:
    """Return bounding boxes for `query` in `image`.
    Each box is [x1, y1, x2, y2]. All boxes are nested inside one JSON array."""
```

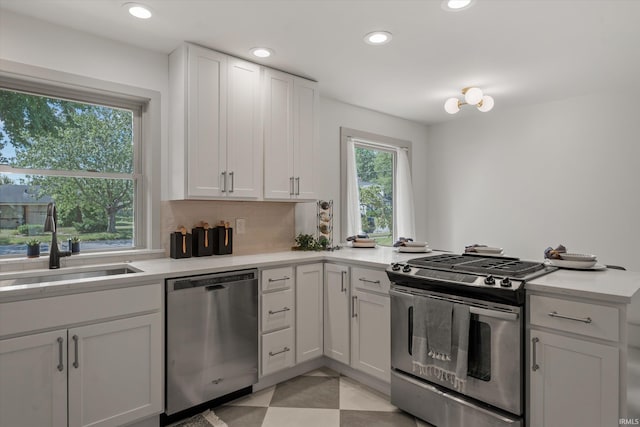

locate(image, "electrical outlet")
[[236, 218, 246, 234]]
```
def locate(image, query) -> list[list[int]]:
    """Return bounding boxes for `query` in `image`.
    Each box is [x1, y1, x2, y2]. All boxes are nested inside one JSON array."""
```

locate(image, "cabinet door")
[[529, 329, 619, 427], [0, 330, 67, 427], [296, 263, 324, 363], [351, 289, 391, 382], [262, 327, 295, 376], [263, 68, 295, 199], [226, 57, 262, 198], [324, 264, 350, 364], [187, 45, 228, 197], [293, 78, 318, 200], [68, 313, 162, 427]]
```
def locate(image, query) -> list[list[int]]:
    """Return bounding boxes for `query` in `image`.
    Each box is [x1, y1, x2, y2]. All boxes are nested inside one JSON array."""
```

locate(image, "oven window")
[[467, 317, 491, 381]]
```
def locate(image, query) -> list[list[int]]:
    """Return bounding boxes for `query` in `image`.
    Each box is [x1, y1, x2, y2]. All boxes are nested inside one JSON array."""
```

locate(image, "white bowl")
[[559, 253, 597, 262], [549, 258, 597, 269]]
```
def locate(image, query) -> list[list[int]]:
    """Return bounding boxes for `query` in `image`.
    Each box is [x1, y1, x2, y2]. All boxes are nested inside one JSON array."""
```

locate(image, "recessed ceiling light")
[[124, 3, 152, 19], [250, 47, 274, 58], [364, 31, 393, 45], [441, 0, 476, 12]]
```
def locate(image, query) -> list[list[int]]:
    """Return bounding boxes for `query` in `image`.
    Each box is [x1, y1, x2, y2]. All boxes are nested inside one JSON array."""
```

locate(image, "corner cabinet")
[[169, 43, 262, 199], [263, 68, 319, 200], [0, 284, 162, 427]]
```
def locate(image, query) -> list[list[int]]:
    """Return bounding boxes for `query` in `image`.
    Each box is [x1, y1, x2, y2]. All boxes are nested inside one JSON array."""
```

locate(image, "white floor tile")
[[226, 385, 275, 407], [339, 376, 399, 412], [261, 407, 339, 427], [304, 368, 333, 377]]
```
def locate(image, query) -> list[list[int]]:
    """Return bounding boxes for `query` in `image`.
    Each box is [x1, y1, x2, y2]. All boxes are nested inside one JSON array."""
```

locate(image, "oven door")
[[390, 285, 522, 415]]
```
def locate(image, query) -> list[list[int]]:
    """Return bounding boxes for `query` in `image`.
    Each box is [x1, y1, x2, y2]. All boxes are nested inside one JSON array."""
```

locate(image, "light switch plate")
[[236, 218, 246, 234]]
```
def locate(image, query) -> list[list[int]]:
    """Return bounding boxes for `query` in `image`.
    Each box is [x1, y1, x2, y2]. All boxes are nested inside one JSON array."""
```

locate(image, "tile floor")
[[209, 367, 432, 427]]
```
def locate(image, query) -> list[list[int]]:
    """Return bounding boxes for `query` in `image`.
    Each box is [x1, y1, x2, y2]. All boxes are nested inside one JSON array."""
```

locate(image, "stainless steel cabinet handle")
[[358, 278, 381, 285], [548, 311, 592, 324], [72, 335, 79, 369], [229, 171, 234, 193], [221, 171, 227, 192], [352, 295, 358, 318], [268, 276, 290, 283], [341, 271, 346, 292], [532, 337, 540, 371], [268, 307, 291, 315], [269, 347, 290, 357], [295, 177, 300, 195], [289, 177, 294, 195], [57, 337, 64, 372]]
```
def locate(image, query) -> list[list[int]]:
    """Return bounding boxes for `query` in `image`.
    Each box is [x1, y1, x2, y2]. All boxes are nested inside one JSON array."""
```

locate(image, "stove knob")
[[484, 275, 496, 286], [500, 277, 512, 288], [402, 265, 412, 273], [391, 263, 402, 271]]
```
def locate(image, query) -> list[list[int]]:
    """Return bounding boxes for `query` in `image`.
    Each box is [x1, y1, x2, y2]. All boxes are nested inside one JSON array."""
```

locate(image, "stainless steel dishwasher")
[[166, 269, 258, 415]]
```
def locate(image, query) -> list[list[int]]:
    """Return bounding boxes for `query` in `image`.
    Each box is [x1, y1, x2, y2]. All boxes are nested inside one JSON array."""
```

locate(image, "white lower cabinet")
[[296, 263, 323, 363], [350, 289, 391, 382], [324, 263, 350, 364], [0, 313, 161, 427]]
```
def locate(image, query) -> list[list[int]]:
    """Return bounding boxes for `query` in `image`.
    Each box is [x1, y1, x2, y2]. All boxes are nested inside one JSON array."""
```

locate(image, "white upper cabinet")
[[169, 43, 261, 199], [263, 68, 318, 200]]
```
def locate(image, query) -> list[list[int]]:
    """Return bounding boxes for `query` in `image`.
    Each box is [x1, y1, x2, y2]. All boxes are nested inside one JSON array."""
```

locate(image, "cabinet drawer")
[[262, 289, 294, 333], [352, 266, 390, 294], [529, 295, 619, 341], [261, 267, 294, 292], [262, 328, 294, 376]]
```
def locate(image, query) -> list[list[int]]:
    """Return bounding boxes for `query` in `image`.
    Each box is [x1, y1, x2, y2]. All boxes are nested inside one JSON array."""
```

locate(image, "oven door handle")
[[469, 306, 518, 321]]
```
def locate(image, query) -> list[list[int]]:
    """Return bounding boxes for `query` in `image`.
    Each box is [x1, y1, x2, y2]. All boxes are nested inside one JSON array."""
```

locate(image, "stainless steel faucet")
[[43, 202, 71, 269]]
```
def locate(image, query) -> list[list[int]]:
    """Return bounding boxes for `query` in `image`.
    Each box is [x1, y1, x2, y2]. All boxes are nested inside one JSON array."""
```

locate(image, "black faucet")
[[43, 202, 71, 269]]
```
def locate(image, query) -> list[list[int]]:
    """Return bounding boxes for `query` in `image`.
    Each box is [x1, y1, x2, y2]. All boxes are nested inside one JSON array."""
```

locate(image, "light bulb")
[[444, 98, 461, 114], [477, 95, 495, 112], [448, 0, 471, 9], [364, 31, 393, 45], [250, 48, 273, 58], [125, 3, 152, 19], [464, 87, 483, 105]]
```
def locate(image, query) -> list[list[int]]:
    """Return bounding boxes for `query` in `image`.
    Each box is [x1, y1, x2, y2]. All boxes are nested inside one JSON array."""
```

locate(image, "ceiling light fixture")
[[444, 87, 494, 114], [250, 47, 274, 58], [124, 2, 152, 19], [364, 31, 393, 45], [441, 0, 476, 12]]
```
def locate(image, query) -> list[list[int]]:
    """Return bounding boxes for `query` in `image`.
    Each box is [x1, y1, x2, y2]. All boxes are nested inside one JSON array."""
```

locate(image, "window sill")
[[0, 249, 165, 273]]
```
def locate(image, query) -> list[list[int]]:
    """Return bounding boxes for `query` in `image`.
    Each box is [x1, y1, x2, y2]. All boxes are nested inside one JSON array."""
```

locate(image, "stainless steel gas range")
[[387, 253, 556, 427]]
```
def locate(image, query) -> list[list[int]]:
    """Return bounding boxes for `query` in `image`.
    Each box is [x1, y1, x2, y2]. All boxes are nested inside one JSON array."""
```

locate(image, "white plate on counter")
[[469, 247, 504, 255], [351, 242, 376, 248], [397, 246, 432, 253], [547, 259, 605, 270]]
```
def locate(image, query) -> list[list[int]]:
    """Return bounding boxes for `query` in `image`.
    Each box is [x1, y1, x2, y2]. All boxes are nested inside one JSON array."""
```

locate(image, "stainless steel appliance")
[[387, 254, 555, 427], [166, 269, 258, 415]]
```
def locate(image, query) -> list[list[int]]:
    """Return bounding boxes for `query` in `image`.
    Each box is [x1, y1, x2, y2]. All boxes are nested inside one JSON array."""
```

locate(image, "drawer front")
[[262, 327, 294, 376], [261, 267, 294, 292], [529, 295, 619, 341], [352, 266, 390, 294], [262, 289, 294, 333]]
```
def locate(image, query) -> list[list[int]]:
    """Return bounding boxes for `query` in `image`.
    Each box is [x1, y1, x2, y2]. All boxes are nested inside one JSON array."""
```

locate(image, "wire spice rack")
[[317, 200, 333, 248]]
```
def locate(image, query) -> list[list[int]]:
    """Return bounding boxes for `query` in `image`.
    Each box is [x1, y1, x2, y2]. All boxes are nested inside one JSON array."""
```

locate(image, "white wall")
[[296, 97, 429, 242], [426, 91, 640, 271]]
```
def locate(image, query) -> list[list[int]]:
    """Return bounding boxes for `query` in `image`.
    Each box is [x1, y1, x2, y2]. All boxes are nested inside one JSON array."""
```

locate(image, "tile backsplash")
[[161, 200, 296, 256]]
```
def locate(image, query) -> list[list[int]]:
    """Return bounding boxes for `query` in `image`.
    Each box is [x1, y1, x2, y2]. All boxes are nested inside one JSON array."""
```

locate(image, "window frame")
[[340, 127, 412, 245], [0, 59, 161, 255]]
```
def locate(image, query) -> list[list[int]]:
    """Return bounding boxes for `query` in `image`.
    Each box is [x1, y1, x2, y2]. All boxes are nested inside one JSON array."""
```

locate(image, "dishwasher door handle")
[[205, 285, 226, 291]]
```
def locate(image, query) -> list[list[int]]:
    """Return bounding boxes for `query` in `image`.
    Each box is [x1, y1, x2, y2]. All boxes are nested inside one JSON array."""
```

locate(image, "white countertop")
[[1, 247, 639, 304]]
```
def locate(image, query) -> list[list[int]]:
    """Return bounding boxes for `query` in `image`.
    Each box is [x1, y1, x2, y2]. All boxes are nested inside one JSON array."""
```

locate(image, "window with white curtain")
[[340, 127, 415, 246]]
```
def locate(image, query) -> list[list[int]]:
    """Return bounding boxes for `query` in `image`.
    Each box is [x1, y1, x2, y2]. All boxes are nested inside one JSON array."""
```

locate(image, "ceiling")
[[1, 0, 639, 125]]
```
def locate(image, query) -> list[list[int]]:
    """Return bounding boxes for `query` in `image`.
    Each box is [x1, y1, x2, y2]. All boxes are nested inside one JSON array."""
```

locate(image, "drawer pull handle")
[[72, 335, 79, 369], [57, 337, 64, 372], [532, 337, 540, 371], [268, 276, 290, 283], [268, 307, 291, 315], [269, 347, 290, 357], [359, 278, 381, 285], [548, 311, 593, 324]]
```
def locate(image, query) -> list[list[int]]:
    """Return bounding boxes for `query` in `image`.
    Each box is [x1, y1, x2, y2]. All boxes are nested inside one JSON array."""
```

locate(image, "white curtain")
[[345, 137, 362, 236], [395, 147, 416, 239]]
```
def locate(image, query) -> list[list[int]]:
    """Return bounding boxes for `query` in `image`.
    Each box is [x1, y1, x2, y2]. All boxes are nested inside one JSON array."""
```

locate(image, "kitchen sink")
[[0, 265, 140, 288]]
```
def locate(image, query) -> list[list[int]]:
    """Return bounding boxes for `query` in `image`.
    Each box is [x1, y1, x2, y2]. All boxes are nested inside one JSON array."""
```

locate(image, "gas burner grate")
[[408, 254, 545, 278]]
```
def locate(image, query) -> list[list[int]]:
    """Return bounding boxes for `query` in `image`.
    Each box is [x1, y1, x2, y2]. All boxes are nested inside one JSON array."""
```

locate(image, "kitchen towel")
[[412, 297, 470, 392]]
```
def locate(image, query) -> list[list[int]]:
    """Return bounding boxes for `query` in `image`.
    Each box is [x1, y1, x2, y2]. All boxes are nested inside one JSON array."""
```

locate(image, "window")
[[0, 85, 142, 256], [341, 128, 415, 246]]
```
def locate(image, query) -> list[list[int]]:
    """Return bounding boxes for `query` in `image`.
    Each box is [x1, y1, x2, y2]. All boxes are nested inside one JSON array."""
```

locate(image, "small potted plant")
[[26, 239, 41, 258], [70, 236, 81, 254]]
